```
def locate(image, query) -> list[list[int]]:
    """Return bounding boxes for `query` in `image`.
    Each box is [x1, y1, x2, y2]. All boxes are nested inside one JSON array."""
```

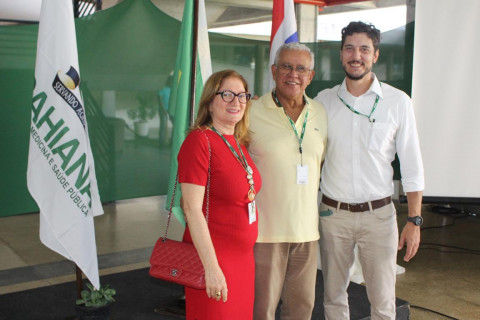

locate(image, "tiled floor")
[[1, 196, 479, 319]]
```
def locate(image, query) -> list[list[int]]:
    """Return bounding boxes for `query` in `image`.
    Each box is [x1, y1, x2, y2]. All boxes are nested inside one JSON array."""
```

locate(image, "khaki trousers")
[[319, 201, 398, 320], [253, 241, 318, 320]]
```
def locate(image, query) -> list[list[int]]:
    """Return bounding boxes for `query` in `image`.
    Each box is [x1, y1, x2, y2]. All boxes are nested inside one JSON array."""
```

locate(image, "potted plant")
[[75, 282, 116, 320], [127, 92, 157, 137]]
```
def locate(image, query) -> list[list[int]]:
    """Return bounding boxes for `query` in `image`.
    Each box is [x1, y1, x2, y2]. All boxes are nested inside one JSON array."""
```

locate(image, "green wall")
[[0, 0, 413, 217]]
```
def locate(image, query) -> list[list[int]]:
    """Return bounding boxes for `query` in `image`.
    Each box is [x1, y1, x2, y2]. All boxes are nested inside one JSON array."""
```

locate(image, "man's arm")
[[398, 190, 423, 262]]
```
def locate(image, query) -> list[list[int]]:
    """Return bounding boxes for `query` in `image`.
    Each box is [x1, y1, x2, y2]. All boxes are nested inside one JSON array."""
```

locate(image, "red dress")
[[178, 129, 262, 320]]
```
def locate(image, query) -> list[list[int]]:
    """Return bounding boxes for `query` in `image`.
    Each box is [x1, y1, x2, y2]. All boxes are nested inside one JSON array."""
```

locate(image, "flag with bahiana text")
[[27, 0, 103, 289], [269, 0, 299, 90], [166, 0, 212, 226]]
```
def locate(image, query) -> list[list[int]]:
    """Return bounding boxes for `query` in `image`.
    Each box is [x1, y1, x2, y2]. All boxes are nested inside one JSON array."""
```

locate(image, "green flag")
[[166, 0, 212, 226]]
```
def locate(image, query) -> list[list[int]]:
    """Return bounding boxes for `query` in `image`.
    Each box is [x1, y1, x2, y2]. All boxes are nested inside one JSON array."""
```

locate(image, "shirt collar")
[[270, 90, 310, 108], [370, 74, 383, 98], [339, 73, 383, 99]]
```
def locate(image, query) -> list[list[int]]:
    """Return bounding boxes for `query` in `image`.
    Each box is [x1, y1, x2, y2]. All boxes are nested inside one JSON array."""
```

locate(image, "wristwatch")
[[407, 216, 423, 226]]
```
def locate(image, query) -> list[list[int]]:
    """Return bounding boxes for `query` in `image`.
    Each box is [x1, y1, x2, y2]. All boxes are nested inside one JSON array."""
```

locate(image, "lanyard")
[[210, 127, 250, 171], [272, 90, 309, 165], [337, 88, 379, 123], [210, 127, 256, 201]]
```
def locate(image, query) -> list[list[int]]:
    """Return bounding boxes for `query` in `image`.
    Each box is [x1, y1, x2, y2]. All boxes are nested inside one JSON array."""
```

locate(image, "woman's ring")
[[215, 291, 221, 297]]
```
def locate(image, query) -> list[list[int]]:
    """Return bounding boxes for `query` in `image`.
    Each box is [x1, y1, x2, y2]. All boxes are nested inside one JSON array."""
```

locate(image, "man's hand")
[[398, 191, 423, 262], [398, 222, 420, 261]]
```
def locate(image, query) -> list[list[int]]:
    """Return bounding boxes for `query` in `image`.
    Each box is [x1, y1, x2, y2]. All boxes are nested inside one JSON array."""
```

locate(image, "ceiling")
[[0, 0, 406, 28], [153, 0, 406, 28]]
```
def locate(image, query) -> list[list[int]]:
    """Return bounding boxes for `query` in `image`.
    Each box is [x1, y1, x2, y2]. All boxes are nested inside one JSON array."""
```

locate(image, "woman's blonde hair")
[[192, 69, 252, 146]]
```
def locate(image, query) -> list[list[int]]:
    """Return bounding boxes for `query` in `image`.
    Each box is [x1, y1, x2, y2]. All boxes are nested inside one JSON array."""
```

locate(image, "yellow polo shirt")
[[249, 92, 327, 243]]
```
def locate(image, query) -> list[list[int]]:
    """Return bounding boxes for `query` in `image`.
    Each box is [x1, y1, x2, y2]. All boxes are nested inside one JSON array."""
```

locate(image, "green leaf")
[[75, 282, 116, 308]]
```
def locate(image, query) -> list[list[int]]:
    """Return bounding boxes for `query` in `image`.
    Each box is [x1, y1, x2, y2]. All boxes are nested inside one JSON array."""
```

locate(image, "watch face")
[[408, 216, 423, 226], [417, 216, 424, 225]]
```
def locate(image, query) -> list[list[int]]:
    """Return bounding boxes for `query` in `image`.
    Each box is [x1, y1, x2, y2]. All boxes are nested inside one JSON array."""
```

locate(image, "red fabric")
[[270, 0, 285, 46], [178, 129, 262, 320]]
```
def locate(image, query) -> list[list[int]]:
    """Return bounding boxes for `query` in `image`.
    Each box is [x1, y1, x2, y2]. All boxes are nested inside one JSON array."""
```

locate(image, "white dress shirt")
[[314, 74, 424, 203]]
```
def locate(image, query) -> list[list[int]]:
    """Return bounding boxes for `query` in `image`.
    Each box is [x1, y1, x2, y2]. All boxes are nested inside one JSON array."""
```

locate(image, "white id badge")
[[248, 201, 256, 224], [297, 164, 308, 184]]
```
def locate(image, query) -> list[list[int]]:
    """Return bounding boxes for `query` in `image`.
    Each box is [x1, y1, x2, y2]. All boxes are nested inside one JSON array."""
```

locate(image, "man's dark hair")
[[341, 21, 381, 51]]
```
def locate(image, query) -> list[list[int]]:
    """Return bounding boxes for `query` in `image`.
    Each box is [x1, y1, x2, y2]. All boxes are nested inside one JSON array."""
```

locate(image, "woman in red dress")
[[178, 69, 262, 320]]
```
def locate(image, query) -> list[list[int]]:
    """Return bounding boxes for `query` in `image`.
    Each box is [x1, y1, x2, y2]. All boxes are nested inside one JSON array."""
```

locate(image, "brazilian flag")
[[166, 0, 212, 226]]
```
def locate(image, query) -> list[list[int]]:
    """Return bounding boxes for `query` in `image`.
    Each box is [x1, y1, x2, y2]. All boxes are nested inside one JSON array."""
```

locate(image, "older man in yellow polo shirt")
[[249, 42, 327, 320]]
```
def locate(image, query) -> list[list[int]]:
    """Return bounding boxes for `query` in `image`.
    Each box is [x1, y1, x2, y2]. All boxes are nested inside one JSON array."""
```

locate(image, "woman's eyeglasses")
[[215, 90, 251, 103]]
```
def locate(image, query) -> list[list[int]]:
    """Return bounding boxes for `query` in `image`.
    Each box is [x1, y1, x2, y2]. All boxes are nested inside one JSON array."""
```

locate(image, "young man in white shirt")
[[314, 21, 424, 320]]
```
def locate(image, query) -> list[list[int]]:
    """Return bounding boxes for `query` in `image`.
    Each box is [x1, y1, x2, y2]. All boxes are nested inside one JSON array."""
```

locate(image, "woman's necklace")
[[210, 127, 256, 201]]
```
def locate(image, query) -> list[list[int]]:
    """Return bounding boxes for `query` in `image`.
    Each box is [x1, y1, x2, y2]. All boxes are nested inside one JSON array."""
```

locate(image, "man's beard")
[[343, 61, 371, 80]]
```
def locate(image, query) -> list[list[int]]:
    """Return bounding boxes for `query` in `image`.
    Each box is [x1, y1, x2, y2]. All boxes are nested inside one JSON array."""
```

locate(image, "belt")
[[321, 195, 392, 213]]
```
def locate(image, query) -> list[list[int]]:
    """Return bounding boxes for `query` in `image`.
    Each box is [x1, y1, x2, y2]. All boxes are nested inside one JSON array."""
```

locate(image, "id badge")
[[248, 201, 256, 224], [297, 164, 308, 185]]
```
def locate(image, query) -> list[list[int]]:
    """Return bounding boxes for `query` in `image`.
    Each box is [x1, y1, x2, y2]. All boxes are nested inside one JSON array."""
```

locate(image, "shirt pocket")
[[367, 123, 395, 154]]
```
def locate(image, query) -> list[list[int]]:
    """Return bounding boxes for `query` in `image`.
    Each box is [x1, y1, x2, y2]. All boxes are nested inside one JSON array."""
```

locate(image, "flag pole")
[[76, 265, 83, 299], [189, 0, 199, 126]]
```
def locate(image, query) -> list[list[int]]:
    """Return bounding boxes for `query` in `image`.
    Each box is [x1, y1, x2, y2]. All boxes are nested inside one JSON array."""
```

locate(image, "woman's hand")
[[181, 183, 228, 302], [205, 265, 228, 302]]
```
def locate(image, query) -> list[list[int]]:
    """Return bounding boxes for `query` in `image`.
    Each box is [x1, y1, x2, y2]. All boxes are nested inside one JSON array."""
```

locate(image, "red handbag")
[[149, 237, 206, 289], [149, 131, 211, 289]]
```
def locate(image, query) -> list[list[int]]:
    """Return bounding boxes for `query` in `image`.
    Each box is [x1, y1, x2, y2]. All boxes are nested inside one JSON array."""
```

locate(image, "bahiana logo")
[[58, 66, 80, 90], [52, 66, 86, 128]]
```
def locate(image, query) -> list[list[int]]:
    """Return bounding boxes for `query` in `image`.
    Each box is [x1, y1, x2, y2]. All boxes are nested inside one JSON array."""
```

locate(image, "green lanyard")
[[210, 127, 256, 201], [337, 88, 379, 123], [211, 126, 250, 170], [272, 90, 309, 165]]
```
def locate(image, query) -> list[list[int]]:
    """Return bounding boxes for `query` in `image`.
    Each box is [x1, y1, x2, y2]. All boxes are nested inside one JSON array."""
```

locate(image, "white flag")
[[27, 0, 103, 289], [197, 0, 212, 85]]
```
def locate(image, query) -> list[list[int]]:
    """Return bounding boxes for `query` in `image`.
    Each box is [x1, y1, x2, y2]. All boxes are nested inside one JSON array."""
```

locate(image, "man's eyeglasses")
[[277, 63, 311, 76], [216, 90, 251, 103]]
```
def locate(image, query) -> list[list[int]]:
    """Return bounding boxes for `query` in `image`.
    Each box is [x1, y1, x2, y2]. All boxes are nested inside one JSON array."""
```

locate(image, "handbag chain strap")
[[163, 130, 212, 240]]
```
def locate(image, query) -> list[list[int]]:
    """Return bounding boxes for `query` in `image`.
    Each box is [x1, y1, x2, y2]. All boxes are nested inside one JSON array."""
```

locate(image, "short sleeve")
[[178, 130, 209, 186]]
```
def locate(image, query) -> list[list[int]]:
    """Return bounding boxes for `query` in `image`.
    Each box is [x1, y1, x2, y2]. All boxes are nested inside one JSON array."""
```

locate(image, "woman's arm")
[[181, 182, 228, 302]]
